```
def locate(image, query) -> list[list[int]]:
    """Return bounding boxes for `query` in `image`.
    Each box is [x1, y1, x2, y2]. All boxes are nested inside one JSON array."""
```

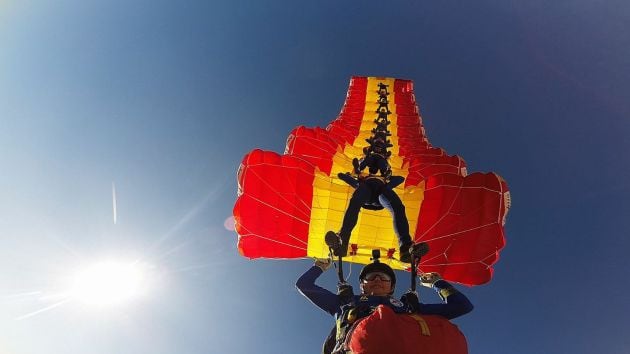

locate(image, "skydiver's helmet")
[[359, 260, 396, 294]]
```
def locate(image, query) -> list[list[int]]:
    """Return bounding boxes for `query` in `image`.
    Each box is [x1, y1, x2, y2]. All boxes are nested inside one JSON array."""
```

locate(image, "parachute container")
[[347, 305, 468, 354], [233, 76, 510, 285]]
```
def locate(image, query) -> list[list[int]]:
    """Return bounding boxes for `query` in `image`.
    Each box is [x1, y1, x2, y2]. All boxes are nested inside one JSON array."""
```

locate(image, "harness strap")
[[409, 314, 432, 336]]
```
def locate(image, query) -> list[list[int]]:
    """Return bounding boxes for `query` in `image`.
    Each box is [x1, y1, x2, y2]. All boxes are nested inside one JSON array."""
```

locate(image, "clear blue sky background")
[[1, 1, 629, 353]]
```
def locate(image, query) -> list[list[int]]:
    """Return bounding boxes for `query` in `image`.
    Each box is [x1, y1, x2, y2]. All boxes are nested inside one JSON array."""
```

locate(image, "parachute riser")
[[410, 254, 419, 292], [401, 243, 429, 313], [335, 253, 345, 284], [327, 247, 354, 304], [326, 232, 347, 284]]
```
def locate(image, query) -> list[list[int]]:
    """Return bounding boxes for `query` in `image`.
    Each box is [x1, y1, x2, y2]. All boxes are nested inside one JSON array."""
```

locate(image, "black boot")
[[352, 158, 360, 174], [399, 241, 413, 263], [410, 242, 429, 258], [401, 242, 430, 263], [325, 231, 348, 257]]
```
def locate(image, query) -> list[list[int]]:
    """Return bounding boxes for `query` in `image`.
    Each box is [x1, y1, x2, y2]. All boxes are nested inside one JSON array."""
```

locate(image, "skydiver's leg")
[[366, 155, 383, 175], [336, 183, 371, 256], [353, 158, 361, 174], [379, 189, 412, 246], [379, 188, 413, 262], [337, 172, 359, 188], [376, 157, 389, 176], [359, 155, 372, 172], [386, 175, 405, 189]]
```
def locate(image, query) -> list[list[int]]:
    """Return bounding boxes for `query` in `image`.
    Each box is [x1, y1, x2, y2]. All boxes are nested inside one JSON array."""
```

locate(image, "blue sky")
[[1, 1, 629, 353]]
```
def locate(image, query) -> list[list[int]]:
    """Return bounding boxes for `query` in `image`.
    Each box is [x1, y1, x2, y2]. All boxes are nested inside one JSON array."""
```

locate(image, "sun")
[[70, 260, 150, 307]]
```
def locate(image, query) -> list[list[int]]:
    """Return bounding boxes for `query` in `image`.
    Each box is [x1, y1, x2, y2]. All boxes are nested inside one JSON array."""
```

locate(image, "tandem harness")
[[322, 246, 429, 354]]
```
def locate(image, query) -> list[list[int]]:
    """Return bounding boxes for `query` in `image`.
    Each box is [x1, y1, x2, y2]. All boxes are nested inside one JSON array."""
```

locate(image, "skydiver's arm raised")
[[418, 273, 474, 320], [296, 262, 343, 317]]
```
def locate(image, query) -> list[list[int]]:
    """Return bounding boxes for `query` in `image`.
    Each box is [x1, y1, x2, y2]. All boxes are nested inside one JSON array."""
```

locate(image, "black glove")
[[401, 291, 420, 313], [337, 283, 354, 303]]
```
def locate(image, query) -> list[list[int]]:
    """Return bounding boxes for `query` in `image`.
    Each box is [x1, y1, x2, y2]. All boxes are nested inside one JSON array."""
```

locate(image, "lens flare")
[[70, 260, 149, 307]]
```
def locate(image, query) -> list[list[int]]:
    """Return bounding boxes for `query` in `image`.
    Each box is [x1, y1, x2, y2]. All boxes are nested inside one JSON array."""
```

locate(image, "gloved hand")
[[314, 258, 333, 272], [337, 282, 354, 301], [401, 291, 420, 313], [420, 272, 442, 288]]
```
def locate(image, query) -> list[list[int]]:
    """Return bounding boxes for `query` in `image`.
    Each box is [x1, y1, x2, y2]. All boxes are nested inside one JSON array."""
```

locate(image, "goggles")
[[362, 272, 392, 283]]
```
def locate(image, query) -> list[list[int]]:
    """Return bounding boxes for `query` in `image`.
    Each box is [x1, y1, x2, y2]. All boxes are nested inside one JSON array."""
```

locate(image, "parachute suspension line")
[[242, 193, 310, 225], [345, 260, 353, 282], [422, 221, 502, 242], [418, 181, 464, 239], [417, 244, 449, 264], [419, 193, 507, 244], [238, 222, 309, 247], [238, 231, 308, 251], [417, 238, 500, 271], [246, 168, 312, 221], [422, 258, 498, 267]]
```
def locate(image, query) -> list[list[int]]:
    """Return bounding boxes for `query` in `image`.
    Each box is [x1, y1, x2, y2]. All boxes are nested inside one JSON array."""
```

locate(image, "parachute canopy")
[[233, 77, 510, 286]]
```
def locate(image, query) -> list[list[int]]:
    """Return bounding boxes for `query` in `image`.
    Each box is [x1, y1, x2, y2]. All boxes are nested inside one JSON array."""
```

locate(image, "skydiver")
[[371, 126, 391, 137], [296, 258, 473, 354], [376, 106, 392, 115], [330, 170, 414, 261], [357, 137, 392, 176], [377, 99, 389, 112], [330, 136, 412, 262], [377, 83, 389, 96]]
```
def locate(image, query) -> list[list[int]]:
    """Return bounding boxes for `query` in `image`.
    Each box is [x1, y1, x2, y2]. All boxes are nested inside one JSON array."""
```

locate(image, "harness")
[[321, 246, 430, 354], [322, 299, 376, 354], [322, 235, 358, 354], [322, 250, 396, 354]]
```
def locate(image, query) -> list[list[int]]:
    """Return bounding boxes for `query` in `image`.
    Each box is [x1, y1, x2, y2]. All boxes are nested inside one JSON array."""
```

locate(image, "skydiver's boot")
[[400, 241, 429, 263], [399, 241, 413, 263], [352, 158, 360, 175], [325, 231, 348, 257], [411, 242, 429, 258]]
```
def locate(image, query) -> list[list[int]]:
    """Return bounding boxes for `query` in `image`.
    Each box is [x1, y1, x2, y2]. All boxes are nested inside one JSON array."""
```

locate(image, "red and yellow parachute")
[[233, 76, 510, 286]]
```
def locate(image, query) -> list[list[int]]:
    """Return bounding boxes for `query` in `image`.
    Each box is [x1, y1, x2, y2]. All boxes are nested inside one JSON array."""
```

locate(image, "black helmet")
[[359, 261, 396, 288]]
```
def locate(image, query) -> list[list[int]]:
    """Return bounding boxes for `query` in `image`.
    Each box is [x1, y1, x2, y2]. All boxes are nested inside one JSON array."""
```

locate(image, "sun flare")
[[70, 260, 149, 307]]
